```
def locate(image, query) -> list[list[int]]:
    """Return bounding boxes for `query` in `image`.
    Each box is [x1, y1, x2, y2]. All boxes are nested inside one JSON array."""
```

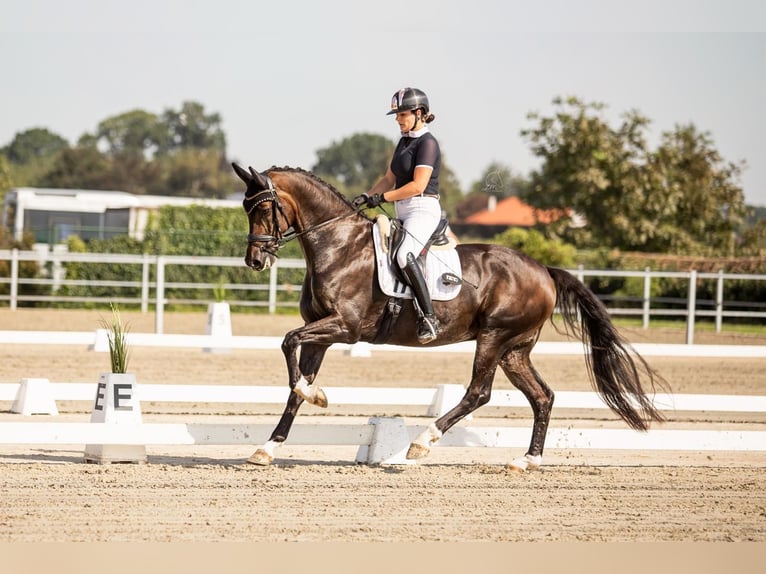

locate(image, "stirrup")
[[417, 315, 439, 344]]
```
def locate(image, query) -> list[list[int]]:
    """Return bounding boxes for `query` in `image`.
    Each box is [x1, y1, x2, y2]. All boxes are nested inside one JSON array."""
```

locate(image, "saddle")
[[371, 215, 462, 344], [376, 214, 458, 268]]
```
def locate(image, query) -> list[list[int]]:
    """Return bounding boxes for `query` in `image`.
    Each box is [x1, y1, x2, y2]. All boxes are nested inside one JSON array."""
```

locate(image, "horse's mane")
[[267, 166, 355, 207]]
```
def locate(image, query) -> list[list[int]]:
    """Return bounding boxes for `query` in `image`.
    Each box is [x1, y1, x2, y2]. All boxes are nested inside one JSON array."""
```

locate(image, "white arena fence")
[[1, 377, 764, 464], [0, 322, 763, 464], [2, 249, 766, 342], [1, 329, 766, 359]]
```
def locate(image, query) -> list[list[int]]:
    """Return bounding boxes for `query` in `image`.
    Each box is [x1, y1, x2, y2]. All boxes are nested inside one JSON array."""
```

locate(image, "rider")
[[353, 87, 442, 344]]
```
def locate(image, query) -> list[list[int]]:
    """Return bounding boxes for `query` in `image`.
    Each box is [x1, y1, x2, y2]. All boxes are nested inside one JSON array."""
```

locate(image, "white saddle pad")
[[372, 220, 462, 302]]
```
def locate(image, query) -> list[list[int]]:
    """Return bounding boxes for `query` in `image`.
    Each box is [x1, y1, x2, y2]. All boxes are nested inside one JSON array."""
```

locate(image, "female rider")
[[353, 87, 442, 344]]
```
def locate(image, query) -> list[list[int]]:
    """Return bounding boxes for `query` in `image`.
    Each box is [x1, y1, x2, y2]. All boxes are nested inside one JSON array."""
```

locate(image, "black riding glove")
[[352, 193, 385, 209]]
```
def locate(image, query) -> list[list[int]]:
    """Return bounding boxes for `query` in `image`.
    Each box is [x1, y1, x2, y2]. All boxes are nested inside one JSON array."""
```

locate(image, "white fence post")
[[642, 267, 651, 329], [715, 269, 724, 333], [10, 248, 19, 310], [686, 270, 697, 345], [268, 264, 278, 315], [141, 253, 151, 314], [155, 256, 166, 334]]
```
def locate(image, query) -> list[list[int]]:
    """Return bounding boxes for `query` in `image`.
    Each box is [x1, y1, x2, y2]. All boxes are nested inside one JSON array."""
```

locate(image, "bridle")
[[244, 176, 290, 253], [245, 174, 363, 255]]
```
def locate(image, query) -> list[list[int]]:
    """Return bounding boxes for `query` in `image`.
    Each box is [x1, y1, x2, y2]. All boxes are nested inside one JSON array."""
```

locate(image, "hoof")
[[406, 442, 431, 460], [312, 386, 328, 408], [293, 382, 328, 408], [508, 454, 542, 473], [247, 449, 273, 466]]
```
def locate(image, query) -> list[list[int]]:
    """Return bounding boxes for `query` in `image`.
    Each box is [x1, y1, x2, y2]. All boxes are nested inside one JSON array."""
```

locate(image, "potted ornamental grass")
[[84, 303, 146, 464], [102, 302, 131, 374]]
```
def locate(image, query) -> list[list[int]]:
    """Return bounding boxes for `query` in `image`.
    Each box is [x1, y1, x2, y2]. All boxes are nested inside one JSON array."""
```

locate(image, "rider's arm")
[[368, 169, 396, 197], [382, 166, 433, 202]]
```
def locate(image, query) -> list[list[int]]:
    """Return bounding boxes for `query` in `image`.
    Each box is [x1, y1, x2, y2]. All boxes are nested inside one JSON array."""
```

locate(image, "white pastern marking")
[[412, 422, 442, 449], [294, 377, 315, 401], [260, 440, 280, 458], [511, 454, 542, 471]]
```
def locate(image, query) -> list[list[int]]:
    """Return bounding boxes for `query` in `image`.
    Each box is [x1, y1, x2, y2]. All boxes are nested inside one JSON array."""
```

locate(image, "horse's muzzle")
[[245, 246, 277, 271]]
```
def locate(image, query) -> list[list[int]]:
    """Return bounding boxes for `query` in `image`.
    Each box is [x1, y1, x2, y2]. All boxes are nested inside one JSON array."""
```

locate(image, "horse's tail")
[[547, 267, 668, 431]]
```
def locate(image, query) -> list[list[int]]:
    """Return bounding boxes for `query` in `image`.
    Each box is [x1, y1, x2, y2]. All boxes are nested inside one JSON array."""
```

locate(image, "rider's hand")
[[352, 193, 385, 209]]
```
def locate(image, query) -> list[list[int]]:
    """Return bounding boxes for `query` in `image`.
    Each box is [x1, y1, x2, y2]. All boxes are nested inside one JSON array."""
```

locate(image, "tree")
[[521, 96, 748, 255], [467, 162, 528, 198], [92, 110, 163, 157], [159, 101, 226, 155], [0, 155, 11, 208], [492, 227, 576, 267], [157, 148, 231, 198], [652, 124, 747, 255], [38, 146, 113, 190], [437, 160, 464, 219], [2, 128, 69, 164], [2, 128, 70, 188], [313, 133, 394, 197]]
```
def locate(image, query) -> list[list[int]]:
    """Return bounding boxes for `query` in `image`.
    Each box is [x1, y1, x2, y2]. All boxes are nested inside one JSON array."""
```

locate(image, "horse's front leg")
[[289, 341, 329, 408], [282, 317, 358, 407], [248, 391, 305, 465], [249, 342, 330, 465]]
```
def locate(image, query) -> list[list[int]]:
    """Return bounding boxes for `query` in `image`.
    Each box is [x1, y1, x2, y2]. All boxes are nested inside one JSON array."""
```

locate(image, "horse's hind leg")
[[248, 343, 330, 465], [498, 348, 554, 471], [407, 335, 500, 459]]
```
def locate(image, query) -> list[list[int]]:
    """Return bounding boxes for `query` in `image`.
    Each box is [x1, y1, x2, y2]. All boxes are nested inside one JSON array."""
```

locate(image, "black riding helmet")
[[387, 87, 430, 116]]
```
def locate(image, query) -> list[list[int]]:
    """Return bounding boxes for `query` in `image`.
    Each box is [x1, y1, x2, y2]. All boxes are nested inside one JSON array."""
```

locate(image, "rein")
[[245, 174, 364, 252]]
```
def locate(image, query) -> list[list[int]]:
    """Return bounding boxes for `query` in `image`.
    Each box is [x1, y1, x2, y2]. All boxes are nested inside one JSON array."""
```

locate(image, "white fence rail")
[[1, 330, 765, 358], [1, 379, 764, 464], [2, 249, 766, 341], [2, 380, 766, 414]]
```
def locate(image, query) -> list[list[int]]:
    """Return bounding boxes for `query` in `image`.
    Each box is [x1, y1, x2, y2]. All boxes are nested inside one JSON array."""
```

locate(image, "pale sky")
[[2, 0, 765, 206]]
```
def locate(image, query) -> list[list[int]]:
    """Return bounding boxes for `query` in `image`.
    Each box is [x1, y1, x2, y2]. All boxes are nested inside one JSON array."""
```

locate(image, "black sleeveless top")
[[390, 131, 441, 197]]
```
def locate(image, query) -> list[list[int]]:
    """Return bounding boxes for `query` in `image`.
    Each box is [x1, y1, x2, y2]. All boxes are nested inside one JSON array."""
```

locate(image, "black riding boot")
[[402, 253, 440, 344]]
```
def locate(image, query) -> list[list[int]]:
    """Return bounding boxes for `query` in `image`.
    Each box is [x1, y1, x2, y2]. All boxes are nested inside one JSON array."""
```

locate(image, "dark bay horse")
[[233, 163, 668, 470]]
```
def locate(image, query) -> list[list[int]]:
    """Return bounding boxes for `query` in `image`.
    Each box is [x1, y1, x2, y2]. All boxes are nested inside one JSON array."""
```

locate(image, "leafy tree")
[[156, 148, 231, 198], [2, 128, 70, 188], [92, 110, 163, 157], [159, 101, 226, 155], [437, 160, 464, 219], [491, 227, 576, 267], [0, 155, 11, 197], [313, 133, 394, 197], [2, 128, 69, 164], [653, 124, 748, 255], [38, 146, 114, 190], [521, 96, 748, 256], [468, 162, 529, 198]]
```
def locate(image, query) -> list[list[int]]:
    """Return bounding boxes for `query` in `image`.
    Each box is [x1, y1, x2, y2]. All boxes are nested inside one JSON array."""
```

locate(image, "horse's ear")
[[248, 166, 272, 190], [232, 162, 251, 184]]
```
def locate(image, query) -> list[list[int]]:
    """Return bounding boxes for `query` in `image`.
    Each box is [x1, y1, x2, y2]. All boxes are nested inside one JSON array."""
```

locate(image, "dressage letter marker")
[[83, 373, 146, 464]]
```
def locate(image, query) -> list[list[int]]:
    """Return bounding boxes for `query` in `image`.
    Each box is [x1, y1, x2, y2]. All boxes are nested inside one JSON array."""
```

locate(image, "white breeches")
[[394, 195, 441, 268]]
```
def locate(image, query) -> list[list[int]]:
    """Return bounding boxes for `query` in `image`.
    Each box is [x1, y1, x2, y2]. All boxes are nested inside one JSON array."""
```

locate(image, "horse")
[[233, 162, 668, 470]]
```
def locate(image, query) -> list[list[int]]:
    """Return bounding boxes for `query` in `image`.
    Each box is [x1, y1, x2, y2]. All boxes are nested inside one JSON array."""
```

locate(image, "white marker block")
[[83, 373, 146, 464], [204, 302, 232, 353], [356, 417, 414, 465], [11, 378, 59, 416]]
